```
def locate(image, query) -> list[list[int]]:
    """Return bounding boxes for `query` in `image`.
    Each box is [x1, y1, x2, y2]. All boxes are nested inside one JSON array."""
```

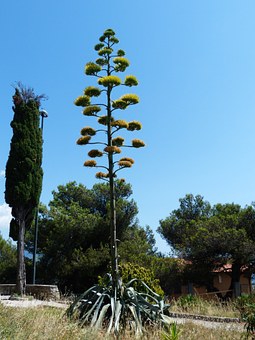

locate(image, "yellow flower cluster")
[[88, 149, 103, 158], [85, 62, 101, 75], [76, 135, 91, 145], [84, 86, 101, 97], [83, 106, 101, 116], [127, 121, 142, 131], [112, 99, 128, 110], [124, 75, 138, 87], [112, 137, 124, 146], [118, 160, 132, 168], [74, 95, 91, 107], [104, 146, 121, 154], [119, 157, 134, 164], [98, 75, 121, 87], [98, 116, 113, 126], [120, 94, 139, 105], [132, 139, 145, 148], [112, 94, 139, 109], [81, 127, 96, 136], [113, 57, 130, 72], [111, 120, 129, 129], [96, 172, 109, 179], [98, 48, 113, 56], [84, 160, 97, 167]]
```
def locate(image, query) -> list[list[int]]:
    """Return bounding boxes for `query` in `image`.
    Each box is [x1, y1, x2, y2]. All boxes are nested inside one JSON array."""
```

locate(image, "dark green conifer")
[[5, 83, 45, 295]]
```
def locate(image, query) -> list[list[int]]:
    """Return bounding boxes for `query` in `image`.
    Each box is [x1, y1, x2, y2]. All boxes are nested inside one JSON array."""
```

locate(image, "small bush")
[[235, 294, 255, 336], [119, 262, 164, 296]]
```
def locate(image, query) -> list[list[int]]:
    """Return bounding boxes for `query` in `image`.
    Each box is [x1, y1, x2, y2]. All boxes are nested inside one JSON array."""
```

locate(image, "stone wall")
[[0, 284, 60, 300]]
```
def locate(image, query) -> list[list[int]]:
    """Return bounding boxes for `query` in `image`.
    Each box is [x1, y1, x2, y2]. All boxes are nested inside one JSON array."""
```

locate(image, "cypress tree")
[[5, 83, 45, 295]]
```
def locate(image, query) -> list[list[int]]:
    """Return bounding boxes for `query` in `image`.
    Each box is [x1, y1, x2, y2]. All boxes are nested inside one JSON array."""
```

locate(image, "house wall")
[[213, 273, 251, 295], [179, 273, 251, 299]]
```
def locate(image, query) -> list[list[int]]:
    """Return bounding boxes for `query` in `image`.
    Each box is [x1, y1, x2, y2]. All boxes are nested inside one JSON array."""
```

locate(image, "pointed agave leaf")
[[128, 305, 143, 336], [90, 293, 108, 327], [113, 299, 123, 334], [82, 291, 106, 325], [94, 303, 111, 329], [106, 296, 115, 334], [160, 314, 172, 325], [66, 285, 98, 317]]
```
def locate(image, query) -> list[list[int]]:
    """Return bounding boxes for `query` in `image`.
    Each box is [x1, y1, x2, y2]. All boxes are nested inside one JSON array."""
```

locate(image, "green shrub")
[[176, 294, 199, 311], [119, 262, 164, 296], [235, 294, 255, 336]]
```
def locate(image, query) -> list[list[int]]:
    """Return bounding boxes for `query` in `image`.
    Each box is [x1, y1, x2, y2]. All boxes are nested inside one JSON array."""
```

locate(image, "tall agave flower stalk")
[[68, 29, 169, 335], [75, 28, 144, 302]]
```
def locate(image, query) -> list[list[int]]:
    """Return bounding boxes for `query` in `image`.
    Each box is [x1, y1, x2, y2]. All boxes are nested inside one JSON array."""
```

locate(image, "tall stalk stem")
[[106, 38, 119, 301]]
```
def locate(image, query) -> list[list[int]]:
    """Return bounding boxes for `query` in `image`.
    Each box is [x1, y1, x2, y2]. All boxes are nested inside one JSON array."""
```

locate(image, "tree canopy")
[[158, 194, 255, 291], [26, 181, 154, 293], [0, 234, 16, 283], [5, 83, 45, 295]]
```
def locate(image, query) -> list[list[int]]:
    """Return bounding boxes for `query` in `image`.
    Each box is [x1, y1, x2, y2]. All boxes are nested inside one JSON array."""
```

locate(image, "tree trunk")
[[17, 218, 26, 296], [231, 261, 241, 298]]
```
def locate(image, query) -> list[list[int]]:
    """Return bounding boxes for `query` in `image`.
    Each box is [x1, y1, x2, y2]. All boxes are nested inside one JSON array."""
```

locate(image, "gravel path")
[[166, 315, 244, 332], [0, 296, 68, 309]]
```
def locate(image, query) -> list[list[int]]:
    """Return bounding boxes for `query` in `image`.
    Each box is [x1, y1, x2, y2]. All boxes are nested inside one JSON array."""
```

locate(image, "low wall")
[[0, 284, 60, 300]]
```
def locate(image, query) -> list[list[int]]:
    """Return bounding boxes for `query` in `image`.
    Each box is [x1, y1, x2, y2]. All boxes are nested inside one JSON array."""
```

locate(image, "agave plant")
[[67, 275, 171, 336], [69, 29, 171, 335]]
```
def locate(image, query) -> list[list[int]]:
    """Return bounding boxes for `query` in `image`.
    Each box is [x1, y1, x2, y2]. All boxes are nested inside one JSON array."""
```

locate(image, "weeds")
[[235, 294, 255, 337], [170, 294, 239, 318], [161, 323, 181, 340], [0, 296, 247, 339]]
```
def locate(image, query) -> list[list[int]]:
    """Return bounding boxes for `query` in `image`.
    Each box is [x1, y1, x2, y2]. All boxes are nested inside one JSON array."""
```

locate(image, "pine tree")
[[5, 83, 45, 295]]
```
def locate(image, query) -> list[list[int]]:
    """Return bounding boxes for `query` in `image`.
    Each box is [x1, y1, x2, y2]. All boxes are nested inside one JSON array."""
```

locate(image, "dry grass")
[[174, 322, 244, 340], [0, 302, 246, 339], [169, 295, 240, 318], [0, 304, 101, 340]]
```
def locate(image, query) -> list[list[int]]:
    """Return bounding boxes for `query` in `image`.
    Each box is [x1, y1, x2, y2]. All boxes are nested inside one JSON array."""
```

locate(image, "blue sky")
[[1, 1, 255, 254]]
